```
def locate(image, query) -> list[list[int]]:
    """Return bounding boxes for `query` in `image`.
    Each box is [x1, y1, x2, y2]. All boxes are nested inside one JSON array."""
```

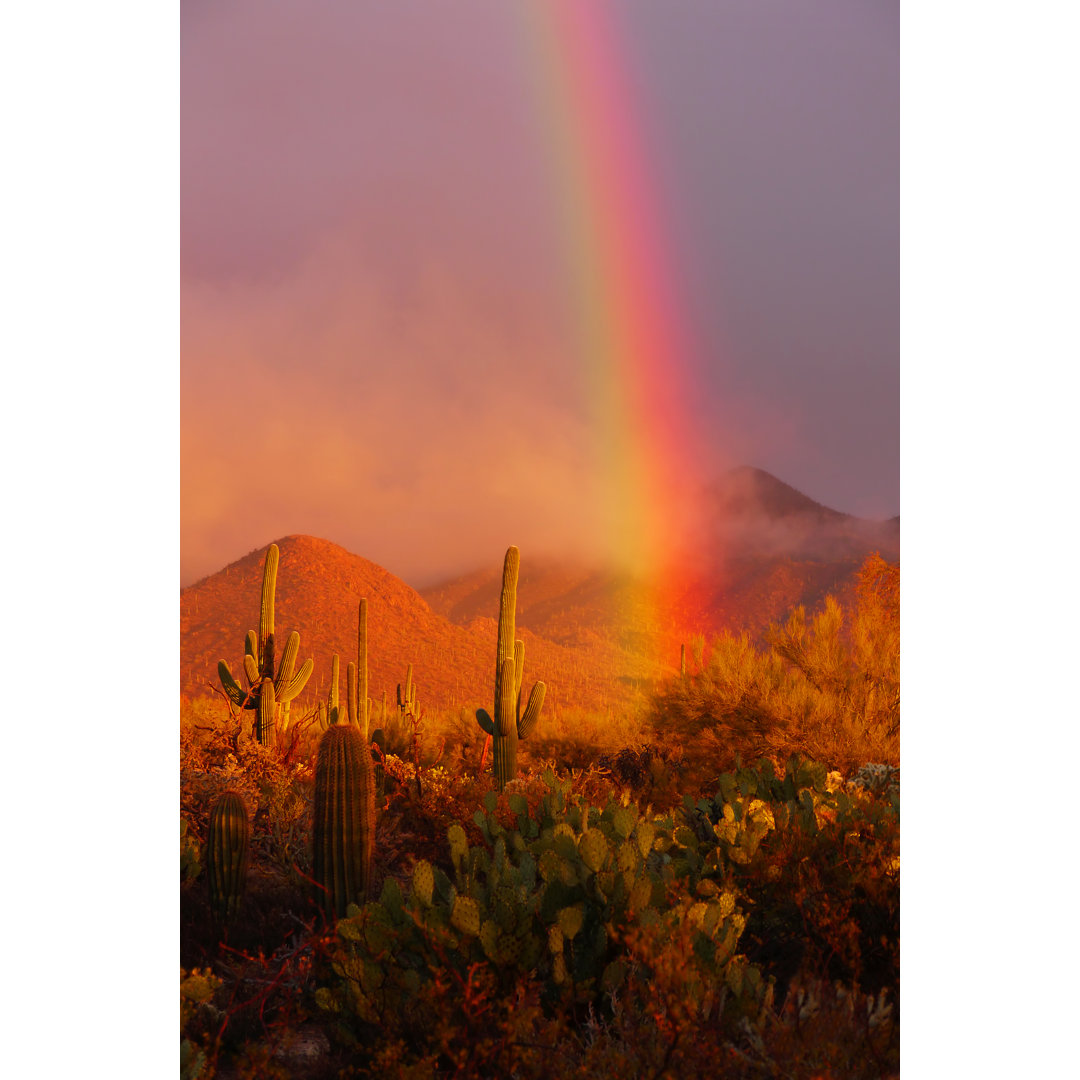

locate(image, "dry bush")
[[651, 554, 899, 775]]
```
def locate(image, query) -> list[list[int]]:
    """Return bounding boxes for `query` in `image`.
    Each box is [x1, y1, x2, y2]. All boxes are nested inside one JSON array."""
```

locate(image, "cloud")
[[181, 228, 614, 585]]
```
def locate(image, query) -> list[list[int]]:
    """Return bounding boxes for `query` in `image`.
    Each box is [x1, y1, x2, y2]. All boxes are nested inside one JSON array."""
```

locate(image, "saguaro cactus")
[[346, 600, 373, 735], [397, 663, 417, 720], [475, 546, 546, 789], [318, 654, 341, 732], [313, 724, 376, 918], [206, 792, 249, 926], [217, 544, 314, 744]]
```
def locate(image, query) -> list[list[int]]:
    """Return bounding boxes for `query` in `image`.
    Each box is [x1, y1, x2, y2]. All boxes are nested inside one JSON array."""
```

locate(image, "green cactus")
[[206, 792, 249, 926], [347, 599, 372, 735], [217, 544, 314, 744], [318, 654, 342, 732], [397, 663, 417, 719], [370, 727, 386, 800], [313, 724, 376, 918], [475, 546, 546, 789]]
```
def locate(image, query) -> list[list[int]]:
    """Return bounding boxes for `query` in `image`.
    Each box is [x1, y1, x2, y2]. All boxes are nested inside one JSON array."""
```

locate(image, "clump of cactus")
[[475, 546, 546, 790], [217, 544, 314, 744], [206, 791, 249, 927], [313, 723, 376, 918]]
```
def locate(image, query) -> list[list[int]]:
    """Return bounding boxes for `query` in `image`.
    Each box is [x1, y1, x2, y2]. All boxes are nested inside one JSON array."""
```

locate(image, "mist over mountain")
[[181, 467, 897, 712]]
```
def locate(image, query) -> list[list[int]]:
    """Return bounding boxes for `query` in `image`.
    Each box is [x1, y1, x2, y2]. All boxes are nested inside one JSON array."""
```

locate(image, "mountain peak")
[[709, 466, 848, 523]]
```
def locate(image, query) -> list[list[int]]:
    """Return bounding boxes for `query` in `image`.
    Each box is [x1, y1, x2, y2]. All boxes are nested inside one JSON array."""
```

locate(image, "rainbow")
[[515, 1, 704, 655]]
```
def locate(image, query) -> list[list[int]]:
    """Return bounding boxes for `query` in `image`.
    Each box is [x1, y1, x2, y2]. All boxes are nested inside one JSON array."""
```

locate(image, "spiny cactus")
[[346, 599, 386, 794], [346, 599, 372, 735], [313, 724, 376, 918], [397, 663, 417, 719], [206, 792, 249, 926], [476, 546, 546, 789], [370, 727, 387, 800], [318, 654, 341, 732], [217, 544, 314, 744]]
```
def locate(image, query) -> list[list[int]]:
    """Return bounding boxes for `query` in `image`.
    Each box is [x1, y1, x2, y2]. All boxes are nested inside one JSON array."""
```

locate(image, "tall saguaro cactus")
[[475, 546, 546, 789], [347, 600, 372, 736], [206, 791, 249, 927], [217, 544, 314, 744], [313, 724, 376, 918]]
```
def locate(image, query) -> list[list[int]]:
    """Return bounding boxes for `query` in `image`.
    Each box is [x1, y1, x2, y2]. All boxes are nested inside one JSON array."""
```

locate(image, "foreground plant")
[[206, 791, 249, 928], [476, 546, 546, 789], [313, 723, 376, 918]]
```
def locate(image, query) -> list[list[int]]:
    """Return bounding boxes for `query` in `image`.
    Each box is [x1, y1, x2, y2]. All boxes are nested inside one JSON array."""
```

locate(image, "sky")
[[181, 0, 899, 587]]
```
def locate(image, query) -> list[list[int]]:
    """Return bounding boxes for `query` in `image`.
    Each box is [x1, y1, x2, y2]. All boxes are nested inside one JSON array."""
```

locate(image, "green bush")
[[316, 769, 772, 1045]]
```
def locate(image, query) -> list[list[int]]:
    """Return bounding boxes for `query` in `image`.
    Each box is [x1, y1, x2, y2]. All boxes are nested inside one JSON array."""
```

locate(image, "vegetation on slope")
[[180, 549, 899, 1078]]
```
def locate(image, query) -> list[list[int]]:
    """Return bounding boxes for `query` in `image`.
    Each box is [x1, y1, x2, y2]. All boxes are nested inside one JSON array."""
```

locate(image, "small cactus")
[[318, 654, 342, 732], [476, 546, 546, 789], [313, 724, 376, 918], [206, 792, 249, 926]]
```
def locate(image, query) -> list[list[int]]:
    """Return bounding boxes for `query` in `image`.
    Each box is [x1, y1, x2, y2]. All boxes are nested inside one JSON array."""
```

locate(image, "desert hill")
[[181, 469, 898, 715], [180, 535, 654, 717], [421, 467, 899, 643]]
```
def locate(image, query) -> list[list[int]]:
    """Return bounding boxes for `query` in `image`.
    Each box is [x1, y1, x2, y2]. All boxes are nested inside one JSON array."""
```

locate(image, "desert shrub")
[[689, 757, 900, 1001], [315, 771, 771, 1058], [182, 817, 202, 884], [525, 703, 653, 772], [181, 700, 315, 884], [181, 968, 223, 1080], [651, 554, 899, 773], [309, 758, 896, 1076]]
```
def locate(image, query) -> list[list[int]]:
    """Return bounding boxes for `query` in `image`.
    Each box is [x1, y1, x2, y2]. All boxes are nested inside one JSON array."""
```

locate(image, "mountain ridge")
[[180, 469, 898, 710]]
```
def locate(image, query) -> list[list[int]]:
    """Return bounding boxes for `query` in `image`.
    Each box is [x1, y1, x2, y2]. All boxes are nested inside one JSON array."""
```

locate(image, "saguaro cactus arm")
[[518, 681, 546, 739], [218, 661, 254, 709], [258, 543, 278, 660]]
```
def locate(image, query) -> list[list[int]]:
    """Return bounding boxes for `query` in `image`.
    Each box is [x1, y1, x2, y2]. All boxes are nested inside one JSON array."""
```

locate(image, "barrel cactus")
[[475, 546, 546, 789], [313, 724, 377, 918], [206, 791, 249, 926]]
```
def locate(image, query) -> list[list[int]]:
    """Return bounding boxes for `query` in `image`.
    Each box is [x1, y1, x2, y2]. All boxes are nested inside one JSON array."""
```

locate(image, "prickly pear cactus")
[[206, 792, 249, 925], [313, 724, 377, 918], [475, 546, 546, 789]]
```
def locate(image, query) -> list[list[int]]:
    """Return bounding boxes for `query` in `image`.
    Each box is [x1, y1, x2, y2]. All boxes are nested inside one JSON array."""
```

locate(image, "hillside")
[[422, 467, 899, 643], [181, 470, 898, 716], [180, 535, 658, 717]]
